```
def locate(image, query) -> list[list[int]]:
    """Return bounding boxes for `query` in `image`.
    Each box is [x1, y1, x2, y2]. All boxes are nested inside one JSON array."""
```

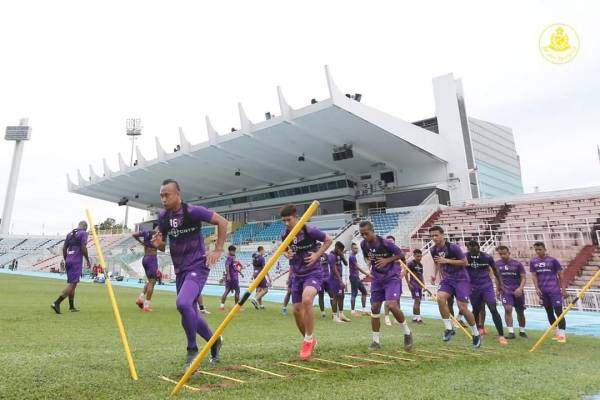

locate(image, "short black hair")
[[335, 241, 345, 250], [533, 241, 546, 249], [162, 178, 181, 191], [429, 225, 444, 234], [228, 245, 236, 251], [280, 204, 297, 217], [467, 239, 480, 247], [496, 245, 509, 252], [257, 246, 264, 252], [386, 235, 396, 241], [413, 249, 422, 255], [359, 220, 374, 231]]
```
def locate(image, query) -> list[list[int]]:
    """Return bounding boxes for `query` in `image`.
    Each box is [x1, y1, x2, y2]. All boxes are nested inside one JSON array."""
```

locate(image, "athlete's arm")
[[558, 270, 567, 298], [131, 232, 145, 246], [62, 241, 68, 260], [207, 212, 228, 267], [304, 234, 333, 266], [431, 263, 440, 284], [433, 256, 467, 267], [490, 259, 503, 292], [530, 272, 542, 297], [515, 271, 526, 297], [81, 244, 91, 268]]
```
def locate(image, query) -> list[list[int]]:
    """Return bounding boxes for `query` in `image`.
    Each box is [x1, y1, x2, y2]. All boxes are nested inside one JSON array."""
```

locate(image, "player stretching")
[[349, 242, 370, 316], [152, 179, 227, 369], [466, 240, 507, 345], [328, 241, 351, 322], [51, 221, 91, 314], [220, 245, 243, 310], [250, 246, 271, 310], [280, 203, 332, 360], [530, 242, 567, 343], [429, 226, 481, 348], [405, 249, 424, 323], [496, 246, 527, 338], [359, 221, 413, 351], [132, 223, 159, 312]]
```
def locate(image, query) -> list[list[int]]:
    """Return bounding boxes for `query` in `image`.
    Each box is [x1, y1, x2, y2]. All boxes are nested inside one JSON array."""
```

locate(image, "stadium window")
[[301, 186, 309, 194], [293, 187, 302, 195], [309, 184, 318, 192], [380, 171, 394, 183], [347, 180, 355, 188], [327, 181, 337, 190], [318, 183, 328, 191]]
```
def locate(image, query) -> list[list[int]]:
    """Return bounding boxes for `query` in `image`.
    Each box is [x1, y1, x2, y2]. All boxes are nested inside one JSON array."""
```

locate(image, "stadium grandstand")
[[3, 67, 599, 311]]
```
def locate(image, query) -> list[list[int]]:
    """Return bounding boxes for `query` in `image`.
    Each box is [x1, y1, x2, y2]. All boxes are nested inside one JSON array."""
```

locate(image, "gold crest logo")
[[539, 23, 579, 64]]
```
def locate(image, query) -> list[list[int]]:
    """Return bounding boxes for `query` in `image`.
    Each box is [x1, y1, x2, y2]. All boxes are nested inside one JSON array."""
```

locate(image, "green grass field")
[[2, 274, 600, 400]]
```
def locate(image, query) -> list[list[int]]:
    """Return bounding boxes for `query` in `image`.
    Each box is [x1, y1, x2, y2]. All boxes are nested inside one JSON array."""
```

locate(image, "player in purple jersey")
[[51, 221, 91, 314], [496, 246, 527, 339], [383, 235, 402, 326], [280, 203, 332, 360], [349, 242, 371, 316], [250, 246, 271, 310], [429, 226, 481, 348], [317, 253, 331, 319], [359, 221, 413, 351], [132, 222, 159, 312], [466, 240, 507, 346], [152, 179, 228, 370], [530, 241, 567, 343], [405, 249, 424, 323], [328, 242, 351, 322], [219, 245, 244, 310]]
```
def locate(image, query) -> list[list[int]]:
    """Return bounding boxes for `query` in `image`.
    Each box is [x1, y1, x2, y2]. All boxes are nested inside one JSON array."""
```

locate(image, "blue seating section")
[[253, 220, 284, 242], [369, 212, 409, 236]]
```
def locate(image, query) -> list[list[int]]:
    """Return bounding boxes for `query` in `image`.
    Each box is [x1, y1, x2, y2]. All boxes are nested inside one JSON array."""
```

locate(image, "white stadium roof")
[[69, 66, 468, 210]]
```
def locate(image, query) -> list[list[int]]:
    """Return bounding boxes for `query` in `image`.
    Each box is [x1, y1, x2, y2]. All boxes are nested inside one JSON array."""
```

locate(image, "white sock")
[[443, 319, 453, 330], [508, 327, 514, 334], [412, 315, 417, 321], [139, 293, 145, 299], [471, 324, 480, 336], [401, 321, 411, 335], [304, 334, 313, 342], [519, 327, 526, 333], [415, 314, 421, 321], [558, 329, 565, 336], [144, 299, 150, 307], [220, 303, 224, 307], [372, 332, 380, 343]]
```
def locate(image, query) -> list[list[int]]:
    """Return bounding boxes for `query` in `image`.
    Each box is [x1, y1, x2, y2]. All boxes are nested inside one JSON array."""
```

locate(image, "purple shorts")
[[175, 267, 209, 295], [409, 284, 422, 300], [142, 255, 158, 279], [291, 269, 322, 304], [501, 291, 526, 311], [323, 277, 342, 298], [225, 279, 240, 292], [438, 278, 470, 303], [470, 285, 496, 310], [66, 262, 82, 284], [256, 276, 268, 289], [540, 291, 563, 308], [370, 276, 401, 304]]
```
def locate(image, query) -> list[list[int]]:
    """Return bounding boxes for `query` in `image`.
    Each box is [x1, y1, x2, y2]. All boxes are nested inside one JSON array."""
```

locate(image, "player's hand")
[[514, 287, 523, 297], [304, 252, 320, 266], [151, 232, 164, 248], [375, 257, 390, 269], [430, 276, 437, 285], [286, 249, 295, 259], [206, 249, 222, 267], [433, 256, 448, 264], [496, 289, 502, 301]]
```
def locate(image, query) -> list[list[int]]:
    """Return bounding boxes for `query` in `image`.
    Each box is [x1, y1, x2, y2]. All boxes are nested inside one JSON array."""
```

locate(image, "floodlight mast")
[[1, 118, 32, 234]]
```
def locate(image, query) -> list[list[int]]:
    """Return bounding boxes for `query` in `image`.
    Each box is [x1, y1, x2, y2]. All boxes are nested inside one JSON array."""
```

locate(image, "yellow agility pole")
[[530, 267, 600, 352], [171, 200, 320, 396], [86, 210, 139, 381], [398, 258, 472, 339]]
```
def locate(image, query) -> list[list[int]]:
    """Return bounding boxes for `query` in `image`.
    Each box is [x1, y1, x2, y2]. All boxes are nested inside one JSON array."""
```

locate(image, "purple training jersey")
[[252, 253, 265, 278], [360, 236, 403, 281], [158, 204, 214, 275], [328, 252, 344, 281], [497, 259, 525, 293], [64, 228, 88, 266], [281, 224, 327, 278], [530, 256, 562, 294], [140, 230, 155, 249], [466, 251, 495, 288], [225, 255, 238, 281], [430, 241, 468, 281], [407, 259, 424, 287], [320, 253, 330, 279], [349, 254, 359, 278]]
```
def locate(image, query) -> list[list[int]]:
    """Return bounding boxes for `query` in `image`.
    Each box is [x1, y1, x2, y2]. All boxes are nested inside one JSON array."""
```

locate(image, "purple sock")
[[196, 314, 213, 342]]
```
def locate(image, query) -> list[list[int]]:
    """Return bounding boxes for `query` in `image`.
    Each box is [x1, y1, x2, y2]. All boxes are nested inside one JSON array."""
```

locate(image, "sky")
[[0, 0, 599, 235]]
